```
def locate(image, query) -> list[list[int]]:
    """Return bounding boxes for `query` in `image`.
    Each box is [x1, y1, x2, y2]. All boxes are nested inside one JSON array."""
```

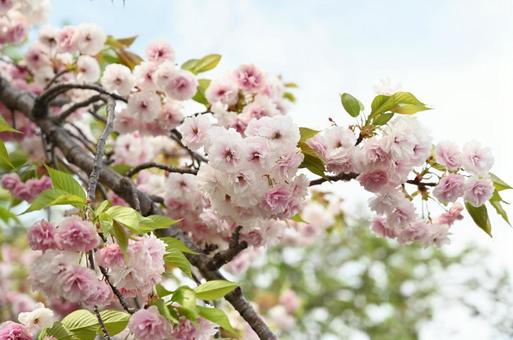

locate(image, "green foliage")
[[164, 247, 192, 277], [197, 306, 238, 336], [182, 54, 222, 74], [194, 280, 238, 300], [22, 189, 86, 214], [192, 79, 211, 106], [160, 236, 197, 254], [46, 166, 87, 201], [171, 286, 198, 319], [340, 93, 363, 117], [241, 220, 482, 340], [54, 309, 129, 340], [0, 116, 20, 133], [465, 203, 492, 236]]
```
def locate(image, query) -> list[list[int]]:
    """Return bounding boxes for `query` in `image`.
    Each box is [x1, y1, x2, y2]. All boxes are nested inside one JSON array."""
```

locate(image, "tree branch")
[[0, 77, 277, 340], [56, 94, 104, 123], [125, 162, 198, 177], [208, 226, 248, 270]]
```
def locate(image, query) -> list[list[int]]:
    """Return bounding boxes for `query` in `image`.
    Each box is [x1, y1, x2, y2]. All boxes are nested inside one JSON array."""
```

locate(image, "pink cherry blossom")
[[56, 216, 100, 252], [464, 176, 494, 207], [27, 219, 59, 251], [145, 40, 175, 64], [433, 174, 465, 202], [128, 306, 172, 340], [435, 141, 462, 171], [461, 141, 494, 176], [0, 322, 32, 340], [234, 64, 264, 91]]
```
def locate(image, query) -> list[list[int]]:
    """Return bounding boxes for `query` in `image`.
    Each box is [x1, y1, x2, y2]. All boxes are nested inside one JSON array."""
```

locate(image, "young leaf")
[[155, 298, 178, 323], [22, 189, 86, 214], [139, 215, 178, 232], [489, 173, 512, 191], [112, 221, 129, 256], [372, 112, 394, 125], [299, 127, 319, 143], [193, 54, 221, 74], [61, 309, 98, 340], [98, 310, 130, 336], [155, 283, 173, 298], [299, 154, 326, 178], [0, 115, 20, 133], [171, 286, 197, 320], [38, 321, 73, 340], [194, 280, 238, 300], [160, 236, 197, 254], [465, 202, 492, 236], [197, 306, 238, 336], [46, 166, 86, 201], [164, 248, 192, 277], [0, 205, 20, 224], [489, 191, 510, 226], [0, 140, 13, 169], [192, 79, 211, 106], [181, 58, 200, 72], [283, 91, 296, 103], [105, 206, 140, 231], [340, 93, 363, 117]]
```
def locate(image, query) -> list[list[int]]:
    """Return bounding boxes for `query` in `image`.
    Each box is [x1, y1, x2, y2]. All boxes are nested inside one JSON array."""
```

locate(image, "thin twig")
[[87, 251, 111, 340], [125, 162, 198, 177], [87, 97, 116, 201], [44, 69, 71, 90], [99, 266, 134, 314], [56, 95, 104, 123], [208, 226, 248, 270]]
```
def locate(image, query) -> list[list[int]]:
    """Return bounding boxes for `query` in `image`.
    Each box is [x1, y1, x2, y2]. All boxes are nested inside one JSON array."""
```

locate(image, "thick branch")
[[0, 77, 276, 340]]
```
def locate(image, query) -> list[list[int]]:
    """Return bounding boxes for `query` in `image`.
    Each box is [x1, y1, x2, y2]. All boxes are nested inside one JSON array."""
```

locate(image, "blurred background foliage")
[[238, 210, 513, 339]]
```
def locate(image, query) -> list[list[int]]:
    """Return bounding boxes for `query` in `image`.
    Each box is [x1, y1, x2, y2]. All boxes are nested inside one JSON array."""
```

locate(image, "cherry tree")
[[0, 1, 510, 339]]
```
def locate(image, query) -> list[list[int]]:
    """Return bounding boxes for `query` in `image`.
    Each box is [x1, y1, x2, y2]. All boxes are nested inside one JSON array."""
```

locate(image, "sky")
[[47, 1, 513, 338]]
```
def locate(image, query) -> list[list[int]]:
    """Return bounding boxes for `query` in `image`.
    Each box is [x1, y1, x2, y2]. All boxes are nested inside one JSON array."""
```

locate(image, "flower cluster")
[[0, 173, 51, 202], [0, 0, 49, 47], [96, 234, 166, 299], [27, 216, 113, 309]]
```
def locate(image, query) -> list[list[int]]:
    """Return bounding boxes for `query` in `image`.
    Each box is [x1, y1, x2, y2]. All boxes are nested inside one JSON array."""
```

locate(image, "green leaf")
[[112, 221, 129, 256], [155, 283, 173, 298], [0, 205, 20, 224], [106, 206, 139, 231], [197, 306, 238, 336], [0, 139, 13, 169], [182, 54, 221, 74], [22, 189, 86, 214], [283, 91, 296, 103], [299, 127, 319, 143], [194, 280, 238, 300], [490, 173, 512, 191], [38, 321, 73, 340], [138, 215, 178, 232], [299, 154, 326, 178], [291, 213, 307, 223], [116, 35, 138, 48], [112, 163, 132, 175], [370, 92, 429, 119], [372, 112, 394, 126], [490, 191, 510, 226], [160, 236, 197, 254], [99, 310, 130, 336], [181, 59, 200, 72], [46, 166, 86, 201], [171, 286, 197, 320], [61, 309, 98, 340], [340, 93, 363, 117], [99, 212, 113, 236], [155, 298, 178, 323], [192, 79, 211, 106], [164, 248, 192, 277], [0, 115, 20, 133], [465, 202, 492, 236], [95, 200, 110, 215], [194, 54, 222, 74]]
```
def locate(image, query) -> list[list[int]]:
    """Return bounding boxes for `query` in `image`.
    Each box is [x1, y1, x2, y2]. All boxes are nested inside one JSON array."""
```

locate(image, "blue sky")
[[48, 1, 513, 338]]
